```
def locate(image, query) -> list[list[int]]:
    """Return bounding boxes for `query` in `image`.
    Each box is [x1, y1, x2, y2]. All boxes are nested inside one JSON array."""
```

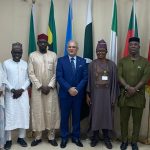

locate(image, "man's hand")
[[126, 86, 136, 97], [41, 86, 51, 95], [68, 87, 78, 96], [12, 89, 24, 99]]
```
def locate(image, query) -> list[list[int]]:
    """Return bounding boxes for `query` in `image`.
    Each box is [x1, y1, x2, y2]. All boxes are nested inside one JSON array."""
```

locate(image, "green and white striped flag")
[[109, 0, 118, 64], [83, 0, 93, 63]]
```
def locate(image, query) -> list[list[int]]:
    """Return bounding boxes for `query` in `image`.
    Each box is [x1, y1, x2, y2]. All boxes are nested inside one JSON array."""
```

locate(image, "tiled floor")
[[8, 138, 150, 150]]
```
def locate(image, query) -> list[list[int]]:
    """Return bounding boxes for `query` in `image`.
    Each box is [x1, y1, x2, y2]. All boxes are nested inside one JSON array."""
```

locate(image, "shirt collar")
[[68, 55, 77, 61]]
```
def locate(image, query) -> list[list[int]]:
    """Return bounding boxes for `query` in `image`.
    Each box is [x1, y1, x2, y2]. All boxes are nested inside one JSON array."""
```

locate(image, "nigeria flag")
[[109, 0, 118, 64]]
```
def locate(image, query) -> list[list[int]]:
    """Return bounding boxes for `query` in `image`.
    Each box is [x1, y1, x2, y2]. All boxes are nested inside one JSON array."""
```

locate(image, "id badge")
[[102, 75, 108, 81]]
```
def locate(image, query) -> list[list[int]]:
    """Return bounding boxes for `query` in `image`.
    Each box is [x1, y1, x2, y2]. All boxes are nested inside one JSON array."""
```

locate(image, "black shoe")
[[60, 139, 67, 148], [72, 139, 83, 147], [17, 138, 27, 147], [4, 141, 12, 150], [48, 139, 58, 146], [104, 140, 112, 149], [120, 142, 128, 150], [131, 142, 139, 150], [90, 139, 98, 147], [31, 139, 42, 147]]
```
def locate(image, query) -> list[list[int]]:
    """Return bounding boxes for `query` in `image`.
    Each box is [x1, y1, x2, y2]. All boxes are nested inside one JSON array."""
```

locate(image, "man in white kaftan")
[[28, 33, 60, 147], [3, 42, 30, 150]]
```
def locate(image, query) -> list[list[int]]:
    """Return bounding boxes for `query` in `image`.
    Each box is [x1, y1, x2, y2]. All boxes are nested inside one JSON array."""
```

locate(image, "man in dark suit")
[[56, 40, 88, 148]]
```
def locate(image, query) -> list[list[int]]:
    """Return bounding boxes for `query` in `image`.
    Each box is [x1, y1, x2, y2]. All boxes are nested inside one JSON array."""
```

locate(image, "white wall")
[[0, 0, 149, 62]]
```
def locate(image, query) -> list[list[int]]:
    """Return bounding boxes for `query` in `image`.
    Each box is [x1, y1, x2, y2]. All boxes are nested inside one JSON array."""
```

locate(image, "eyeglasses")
[[68, 46, 77, 49]]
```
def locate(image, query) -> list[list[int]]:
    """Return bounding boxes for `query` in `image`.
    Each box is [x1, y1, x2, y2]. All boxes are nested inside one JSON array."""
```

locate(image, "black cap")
[[129, 37, 140, 43]]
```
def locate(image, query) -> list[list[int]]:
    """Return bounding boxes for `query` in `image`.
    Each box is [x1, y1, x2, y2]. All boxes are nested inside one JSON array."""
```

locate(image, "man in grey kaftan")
[[87, 40, 118, 149]]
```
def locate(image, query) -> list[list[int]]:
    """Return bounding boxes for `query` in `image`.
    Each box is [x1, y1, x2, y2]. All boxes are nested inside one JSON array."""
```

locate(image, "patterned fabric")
[[28, 50, 60, 131]]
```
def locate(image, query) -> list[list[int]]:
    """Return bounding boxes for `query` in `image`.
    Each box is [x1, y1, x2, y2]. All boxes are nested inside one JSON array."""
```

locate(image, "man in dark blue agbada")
[[56, 40, 88, 148]]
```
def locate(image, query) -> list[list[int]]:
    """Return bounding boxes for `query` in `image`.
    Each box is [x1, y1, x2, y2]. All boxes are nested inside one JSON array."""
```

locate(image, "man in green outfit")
[[118, 37, 150, 150]]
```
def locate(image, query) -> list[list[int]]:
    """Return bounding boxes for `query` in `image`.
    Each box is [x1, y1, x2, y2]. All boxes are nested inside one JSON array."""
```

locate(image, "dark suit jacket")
[[56, 55, 88, 99]]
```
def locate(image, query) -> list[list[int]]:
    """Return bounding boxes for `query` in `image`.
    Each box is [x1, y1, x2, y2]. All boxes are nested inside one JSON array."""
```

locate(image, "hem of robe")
[[91, 127, 113, 131], [91, 124, 113, 131], [5, 126, 29, 130], [32, 121, 60, 132]]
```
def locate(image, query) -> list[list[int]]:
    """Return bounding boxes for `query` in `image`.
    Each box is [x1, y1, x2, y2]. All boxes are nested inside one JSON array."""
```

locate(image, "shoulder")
[[119, 56, 128, 61], [88, 59, 97, 69], [107, 59, 116, 67], [140, 56, 148, 62], [77, 56, 86, 63], [3, 59, 12, 65], [47, 50, 57, 57], [118, 57, 129, 64], [20, 59, 28, 66], [139, 56, 150, 67], [58, 55, 68, 61], [90, 59, 97, 64], [29, 51, 38, 58]]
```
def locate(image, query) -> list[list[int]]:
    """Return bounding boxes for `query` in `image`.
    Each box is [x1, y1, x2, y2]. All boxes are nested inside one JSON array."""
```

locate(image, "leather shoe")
[[4, 141, 12, 150], [104, 140, 112, 149], [17, 138, 27, 147], [60, 139, 67, 148], [72, 139, 83, 147], [48, 139, 58, 146], [120, 142, 128, 150], [131, 142, 139, 150], [90, 139, 98, 147], [31, 139, 42, 146]]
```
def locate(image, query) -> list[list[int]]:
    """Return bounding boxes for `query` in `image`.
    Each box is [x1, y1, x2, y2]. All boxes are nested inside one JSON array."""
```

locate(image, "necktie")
[[71, 57, 76, 74]]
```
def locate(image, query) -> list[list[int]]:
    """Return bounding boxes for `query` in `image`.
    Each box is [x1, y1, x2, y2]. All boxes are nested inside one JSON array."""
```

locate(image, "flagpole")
[[133, 0, 136, 36]]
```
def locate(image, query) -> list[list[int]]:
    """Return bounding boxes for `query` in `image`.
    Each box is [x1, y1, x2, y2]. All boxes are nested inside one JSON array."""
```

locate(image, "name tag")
[[102, 76, 108, 81]]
